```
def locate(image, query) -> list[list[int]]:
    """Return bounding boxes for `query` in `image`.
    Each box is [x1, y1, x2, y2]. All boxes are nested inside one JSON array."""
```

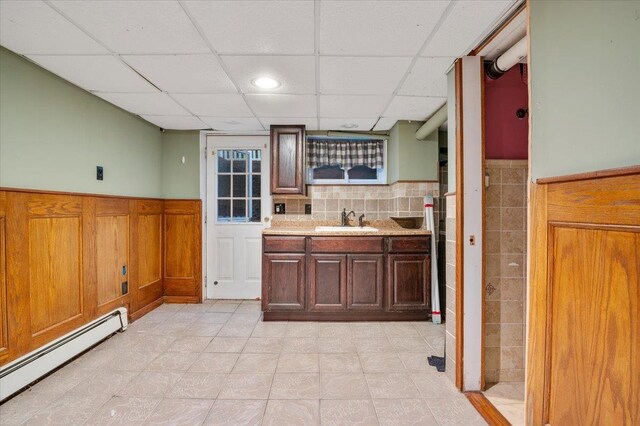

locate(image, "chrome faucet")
[[341, 208, 355, 226]]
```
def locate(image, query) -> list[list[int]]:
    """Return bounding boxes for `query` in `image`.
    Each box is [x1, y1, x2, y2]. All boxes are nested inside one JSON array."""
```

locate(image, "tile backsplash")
[[272, 181, 439, 222]]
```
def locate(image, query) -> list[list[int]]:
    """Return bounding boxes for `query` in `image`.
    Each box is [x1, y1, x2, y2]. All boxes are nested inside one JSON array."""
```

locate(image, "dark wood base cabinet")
[[262, 235, 431, 321]]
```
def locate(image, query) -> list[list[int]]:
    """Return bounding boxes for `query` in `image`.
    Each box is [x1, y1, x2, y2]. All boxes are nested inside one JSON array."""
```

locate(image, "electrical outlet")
[[274, 203, 286, 214], [96, 166, 104, 181], [305, 204, 312, 214]]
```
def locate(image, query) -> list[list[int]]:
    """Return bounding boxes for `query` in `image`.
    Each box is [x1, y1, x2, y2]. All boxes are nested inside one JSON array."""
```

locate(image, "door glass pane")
[[250, 200, 261, 222], [218, 200, 231, 222], [218, 152, 231, 173], [218, 175, 230, 197], [232, 151, 247, 173], [233, 175, 246, 197], [233, 200, 246, 222], [251, 175, 261, 198], [216, 148, 262, 224]]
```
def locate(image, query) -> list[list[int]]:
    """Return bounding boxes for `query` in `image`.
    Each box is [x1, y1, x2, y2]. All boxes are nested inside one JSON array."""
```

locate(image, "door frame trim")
[[200, 131, 271, 300]]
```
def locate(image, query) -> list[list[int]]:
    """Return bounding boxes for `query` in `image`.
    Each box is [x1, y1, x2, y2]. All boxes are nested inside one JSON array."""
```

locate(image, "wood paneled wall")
[[0, 189, 201, 366], [527, 167, 640, 425]]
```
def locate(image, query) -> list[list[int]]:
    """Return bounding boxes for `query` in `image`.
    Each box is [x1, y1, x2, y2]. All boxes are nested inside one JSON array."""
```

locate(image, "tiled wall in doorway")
[[483, 160, 527, 383]]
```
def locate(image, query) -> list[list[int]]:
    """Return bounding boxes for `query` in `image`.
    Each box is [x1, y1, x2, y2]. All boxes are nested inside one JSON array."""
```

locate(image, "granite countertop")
[[263, 218, 431, 236]]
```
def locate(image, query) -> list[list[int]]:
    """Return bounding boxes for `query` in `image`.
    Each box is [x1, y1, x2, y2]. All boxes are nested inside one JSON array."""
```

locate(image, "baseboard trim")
[[129, 298, 163, 322], [465, 392, 511, 426], [164, 295, 200, 304]]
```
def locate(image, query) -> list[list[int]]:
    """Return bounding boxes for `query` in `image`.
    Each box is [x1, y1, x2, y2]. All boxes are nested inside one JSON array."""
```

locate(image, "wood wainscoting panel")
[[548, 226, 639, 425], [0, 188, 201, 366], [138, 215, 162, 286], [527, 167, 640, 425], [28, 216, 83, 336], [163, 200, 201, 302], [0, 201, 8, 361], [95, 214, 129, 308], [130, 200, 163, 314]]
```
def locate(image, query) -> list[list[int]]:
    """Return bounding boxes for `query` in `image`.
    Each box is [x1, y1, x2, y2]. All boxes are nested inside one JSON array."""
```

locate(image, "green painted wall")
[[0, 47, 164, 197], [388, 120, 439, 183], [161, 130, 201, 199], [529, 0, 640, 179]]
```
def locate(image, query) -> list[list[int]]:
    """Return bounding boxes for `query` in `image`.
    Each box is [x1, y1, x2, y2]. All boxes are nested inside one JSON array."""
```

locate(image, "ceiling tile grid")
[[0, 0, 518, 131]]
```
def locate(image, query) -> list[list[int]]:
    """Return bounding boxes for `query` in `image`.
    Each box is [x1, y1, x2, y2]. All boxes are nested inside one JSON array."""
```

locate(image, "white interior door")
[[206, 135, 271, 299]]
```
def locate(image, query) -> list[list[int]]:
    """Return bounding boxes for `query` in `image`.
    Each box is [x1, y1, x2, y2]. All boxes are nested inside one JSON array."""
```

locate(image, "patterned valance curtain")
[[307, 138, 384, 169]]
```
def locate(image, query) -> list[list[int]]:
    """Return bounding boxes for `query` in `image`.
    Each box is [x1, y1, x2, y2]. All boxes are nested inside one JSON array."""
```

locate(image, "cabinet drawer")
[[388, 236, 430, 253], [263, 236, 306, 253], [310, 237, 384, 253]]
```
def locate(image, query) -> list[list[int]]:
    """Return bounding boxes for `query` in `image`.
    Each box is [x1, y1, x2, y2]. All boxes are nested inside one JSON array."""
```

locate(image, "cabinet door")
[[309, 254, 347, 311], [387, 254, 430, 311], [270, 125, 305, 194], [263, 253, 305, 311], [347, 254, 383, 310]]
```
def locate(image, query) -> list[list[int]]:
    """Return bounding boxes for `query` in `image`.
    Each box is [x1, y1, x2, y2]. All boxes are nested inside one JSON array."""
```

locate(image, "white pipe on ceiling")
[[415, 104, 447, 140], [486, 37, 528, 79]]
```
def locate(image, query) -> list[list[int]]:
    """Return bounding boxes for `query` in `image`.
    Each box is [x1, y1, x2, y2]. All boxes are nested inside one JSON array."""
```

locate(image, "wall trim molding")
[[535, 164, 640, 185], [0, 186, 201, 202]]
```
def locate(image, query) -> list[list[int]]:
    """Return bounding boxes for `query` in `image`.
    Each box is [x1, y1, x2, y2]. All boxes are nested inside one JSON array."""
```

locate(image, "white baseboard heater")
[[0, 308, 128, 402]]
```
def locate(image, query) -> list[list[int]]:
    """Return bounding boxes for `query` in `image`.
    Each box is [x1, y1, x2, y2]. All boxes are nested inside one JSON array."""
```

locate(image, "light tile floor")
[[484, 381, 525, 426], [0, 300, 486, 425]]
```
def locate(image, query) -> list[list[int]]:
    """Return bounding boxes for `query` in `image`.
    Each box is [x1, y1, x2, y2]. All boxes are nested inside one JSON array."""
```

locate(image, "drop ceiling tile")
[[318, 118, 378, 131], [222, 55, 315, 95], [422, 1, 514, 57], [319, 57, 412, 95], [200, 117, 264, 132], [171, 94, 253, 117], [94, 92, 189, 116], [0, 1, 107, 54], [51, 0, 209, 54], [27, 55, 156, 93], [141, 115, 208, 130], [373, 117, 399, 131], [260, 118, 318, 131], [319, 95, 389, 118], [245, 95, 316, 118], [184, 1, 314, 55], [320, 0, 449, 56], [123, 54, 236, 93], [383, 96, 446, 121], [398, 57, 455, 97]]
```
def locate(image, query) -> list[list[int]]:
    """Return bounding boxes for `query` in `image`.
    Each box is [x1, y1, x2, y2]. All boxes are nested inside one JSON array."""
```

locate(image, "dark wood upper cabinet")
[[270, 125, 305, 195]]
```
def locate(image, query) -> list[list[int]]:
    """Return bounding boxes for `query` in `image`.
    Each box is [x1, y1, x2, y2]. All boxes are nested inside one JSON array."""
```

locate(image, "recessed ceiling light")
[[342, 123, 359, 129], [251, 77, 280, 89]]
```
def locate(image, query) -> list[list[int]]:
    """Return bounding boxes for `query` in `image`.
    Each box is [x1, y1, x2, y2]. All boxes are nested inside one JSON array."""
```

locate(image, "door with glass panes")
[[206, 135, 271, 299]]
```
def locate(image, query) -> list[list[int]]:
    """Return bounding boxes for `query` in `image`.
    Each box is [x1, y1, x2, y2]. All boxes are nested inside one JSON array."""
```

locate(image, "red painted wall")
[[484, 65, 529, 159]]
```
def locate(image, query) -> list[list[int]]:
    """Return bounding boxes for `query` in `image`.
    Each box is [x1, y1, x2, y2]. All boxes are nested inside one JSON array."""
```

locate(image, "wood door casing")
[[263, 253, 306, 311], [347, 254, 383, 310], [309, 254, 347, 311], [387, 254, 430, 311]]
